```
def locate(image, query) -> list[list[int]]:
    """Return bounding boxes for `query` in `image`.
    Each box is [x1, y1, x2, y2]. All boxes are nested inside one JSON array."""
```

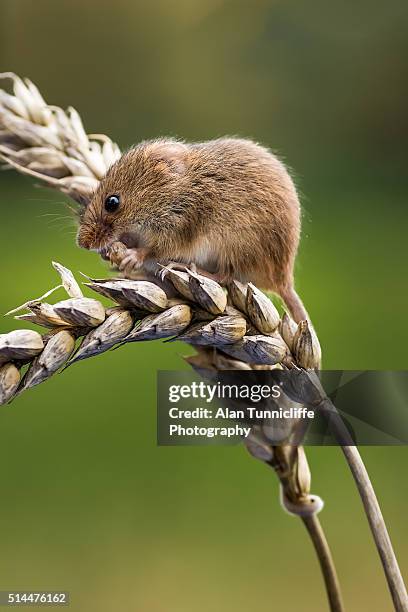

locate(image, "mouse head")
[[77, 138, 188, 254]]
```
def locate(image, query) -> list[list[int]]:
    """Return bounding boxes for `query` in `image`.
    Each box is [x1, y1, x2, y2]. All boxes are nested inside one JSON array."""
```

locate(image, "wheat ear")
[[0, 72, 120, 206]]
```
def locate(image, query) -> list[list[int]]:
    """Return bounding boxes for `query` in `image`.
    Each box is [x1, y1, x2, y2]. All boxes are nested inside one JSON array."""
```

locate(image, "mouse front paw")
[[118, 247, 150, 279]]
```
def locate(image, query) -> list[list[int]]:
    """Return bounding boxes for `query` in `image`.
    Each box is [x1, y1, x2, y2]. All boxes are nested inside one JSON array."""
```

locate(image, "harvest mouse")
[[77, 137, 309, 322]]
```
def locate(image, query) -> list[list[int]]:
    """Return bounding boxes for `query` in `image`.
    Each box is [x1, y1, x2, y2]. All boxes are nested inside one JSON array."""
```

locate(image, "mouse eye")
[[104, 194, 120, 213]]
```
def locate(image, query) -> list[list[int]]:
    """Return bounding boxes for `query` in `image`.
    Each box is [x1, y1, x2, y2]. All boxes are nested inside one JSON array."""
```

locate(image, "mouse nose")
[[77, 225, 94, 250], [77, 233, 88, 249]]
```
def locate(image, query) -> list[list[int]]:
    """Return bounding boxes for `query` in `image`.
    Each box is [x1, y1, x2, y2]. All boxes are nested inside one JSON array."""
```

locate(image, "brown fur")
[[77, 137, 309, 322]]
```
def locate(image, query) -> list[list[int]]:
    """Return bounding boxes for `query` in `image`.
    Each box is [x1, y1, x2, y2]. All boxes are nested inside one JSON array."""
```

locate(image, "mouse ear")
[[149, 141, 187, 176]]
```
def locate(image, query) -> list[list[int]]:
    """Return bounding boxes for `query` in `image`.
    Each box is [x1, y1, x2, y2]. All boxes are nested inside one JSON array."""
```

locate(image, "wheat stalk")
[[1, 73, 407, 611]]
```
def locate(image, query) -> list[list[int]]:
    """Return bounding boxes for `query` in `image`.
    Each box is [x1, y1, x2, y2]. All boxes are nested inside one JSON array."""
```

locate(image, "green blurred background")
[[1, 1, 407, 610]]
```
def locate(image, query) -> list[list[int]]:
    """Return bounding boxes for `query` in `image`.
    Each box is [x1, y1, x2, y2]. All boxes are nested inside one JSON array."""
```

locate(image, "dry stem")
[[342, 445, 408, 611], [302, 514, 344, 612], [295, 382, 408, 612], [318, 396, 408, 611]]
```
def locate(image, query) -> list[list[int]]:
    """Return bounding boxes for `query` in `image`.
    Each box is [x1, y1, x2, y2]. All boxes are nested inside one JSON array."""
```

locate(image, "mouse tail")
[[279, 285, 310, 324]]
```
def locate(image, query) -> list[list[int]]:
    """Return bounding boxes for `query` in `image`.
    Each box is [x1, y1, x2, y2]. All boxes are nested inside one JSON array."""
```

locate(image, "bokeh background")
[[1, 1, 407, 610]]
